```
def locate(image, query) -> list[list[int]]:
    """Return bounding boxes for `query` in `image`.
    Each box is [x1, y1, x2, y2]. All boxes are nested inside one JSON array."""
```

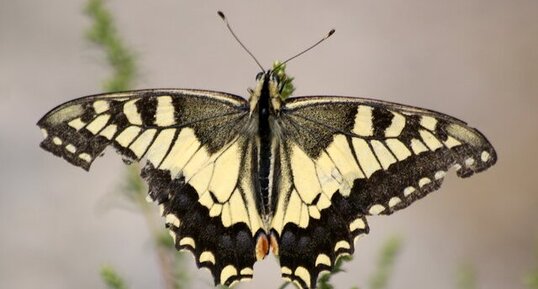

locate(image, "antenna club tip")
[[217, 11, 226, 20], [328, 29, 336, 37]]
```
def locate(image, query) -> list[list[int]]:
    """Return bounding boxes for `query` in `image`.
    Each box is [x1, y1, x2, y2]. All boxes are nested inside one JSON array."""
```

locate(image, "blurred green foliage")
[[525, 242, 538, 289], [456, 263, 477, 289], [85, 0, 136, 92], [101, 265, 128, 289], [368, 237, 402, 289]]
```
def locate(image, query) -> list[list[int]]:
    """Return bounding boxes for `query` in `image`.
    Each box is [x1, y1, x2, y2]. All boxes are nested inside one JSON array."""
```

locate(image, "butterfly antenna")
[[276, 29, 336, 70], [218, 11, 265, 72]]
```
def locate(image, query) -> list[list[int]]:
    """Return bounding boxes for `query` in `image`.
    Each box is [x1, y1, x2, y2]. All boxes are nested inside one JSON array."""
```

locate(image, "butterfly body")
[[38, 67, 496, 289]]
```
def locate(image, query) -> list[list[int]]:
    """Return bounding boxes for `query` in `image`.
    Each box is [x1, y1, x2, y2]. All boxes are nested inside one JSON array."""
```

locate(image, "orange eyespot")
[[255, 233, 270, 261]]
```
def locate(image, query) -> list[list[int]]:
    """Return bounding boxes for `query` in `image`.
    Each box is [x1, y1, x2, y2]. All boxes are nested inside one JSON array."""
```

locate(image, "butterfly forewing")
[[38, 89, 266, 286], [270, 96, 496, 288]]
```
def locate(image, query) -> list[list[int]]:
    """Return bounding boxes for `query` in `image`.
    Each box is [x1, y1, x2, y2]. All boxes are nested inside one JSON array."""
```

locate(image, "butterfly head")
[[248, 69, 288, 116]]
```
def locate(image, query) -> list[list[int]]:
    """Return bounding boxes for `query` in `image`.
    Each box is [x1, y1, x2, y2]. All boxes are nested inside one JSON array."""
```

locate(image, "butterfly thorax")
[[250, 71, 283, 218]]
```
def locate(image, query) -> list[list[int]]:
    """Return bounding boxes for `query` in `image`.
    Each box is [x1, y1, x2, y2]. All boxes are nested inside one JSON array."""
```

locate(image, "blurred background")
[[1, 1, 537, 289]]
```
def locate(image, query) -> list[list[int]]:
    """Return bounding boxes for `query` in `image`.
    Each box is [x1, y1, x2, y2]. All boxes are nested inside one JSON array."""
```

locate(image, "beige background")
[[1, 1, 537, 289]]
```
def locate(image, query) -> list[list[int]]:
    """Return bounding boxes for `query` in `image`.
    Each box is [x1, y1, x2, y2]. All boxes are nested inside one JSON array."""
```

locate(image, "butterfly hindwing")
[[271, 96, 496, 288], [142, 136, 264, 286], [38, 89, 265, 286]]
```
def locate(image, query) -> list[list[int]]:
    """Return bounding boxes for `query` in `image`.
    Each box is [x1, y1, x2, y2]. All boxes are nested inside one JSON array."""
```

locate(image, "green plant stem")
[[368, 237, 402, 289]]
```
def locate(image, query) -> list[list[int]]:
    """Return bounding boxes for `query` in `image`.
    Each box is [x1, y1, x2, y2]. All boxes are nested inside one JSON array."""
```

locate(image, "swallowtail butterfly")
[[38, 15, 496, 289]]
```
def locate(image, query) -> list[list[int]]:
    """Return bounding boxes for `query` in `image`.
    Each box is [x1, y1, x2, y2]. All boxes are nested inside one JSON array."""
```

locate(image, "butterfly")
[[37, 14, 496, 289]]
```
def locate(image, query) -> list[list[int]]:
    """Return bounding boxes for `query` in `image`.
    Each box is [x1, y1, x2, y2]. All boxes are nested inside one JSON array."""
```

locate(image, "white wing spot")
[[435, 170, 446, 180], [123, 99, 142, 125], [443, 136, 461, 148], [78, 153, 91, 163], [65, 144, 76, 153], [420, 115, 437, 130], [388, 197, 401, 207], [99, 124, 117, 140], [155, 96, 176, 126], [93, 100, 110, 114], [294, 267, 311, 285], [369, 204, 385, 215], [385, 111, 405, 137], [52, 137, 63, 145], [68, 118, 86, 131], [481, 151, 491, 162], [240, 267, 254, 275], [179, 237, 196, 249], [165, 214, 180, 227], [353, 105, 374, 136], [199, 251, 216, 264], [349, 218, 366, 231], [220, 265, 238, 284], [281, 267, 292, 275], [419, 177, 431, 187], [404, 186, 416, 196], [315, 254, 331, 267], [465, 157, 475, 166], [86, 114, 111, 134], [334, 240, 351, 252]]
